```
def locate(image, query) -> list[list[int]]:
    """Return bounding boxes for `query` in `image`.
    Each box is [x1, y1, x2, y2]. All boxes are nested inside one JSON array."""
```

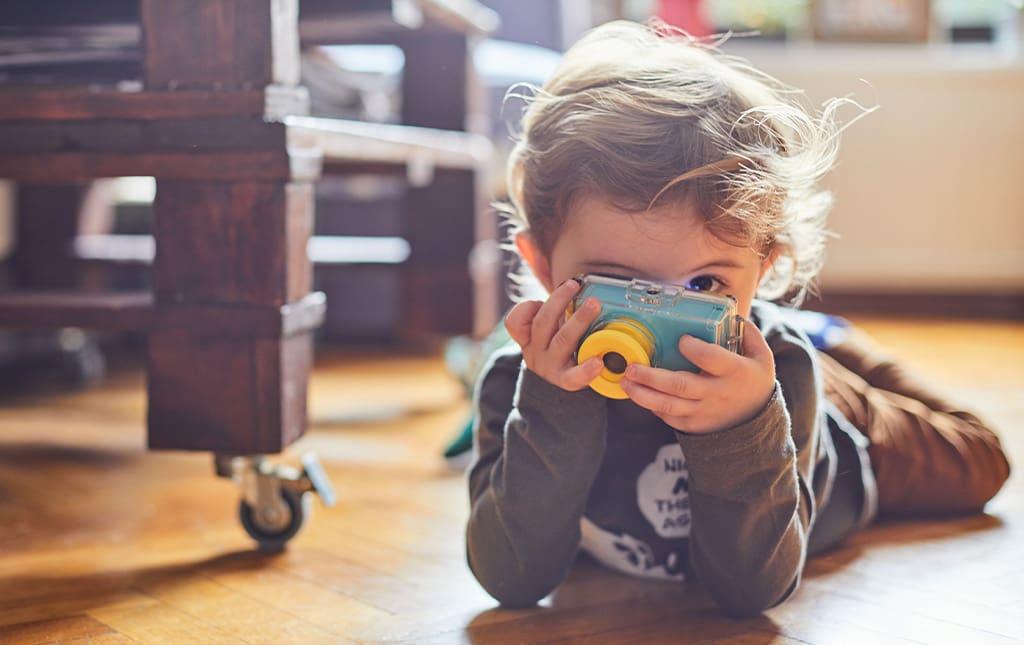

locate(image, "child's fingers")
[[549, 297, 600, 359], [623, 364, 705, 400], [530, 279, 580, 347], [560, 357, 604, 391], [677, 335, 735, 376], [504, 300, 543, 347], [620, 377, 700, 418]]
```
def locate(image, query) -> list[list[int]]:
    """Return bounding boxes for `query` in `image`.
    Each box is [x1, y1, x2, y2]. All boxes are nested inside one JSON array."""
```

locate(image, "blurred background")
[[0, 0, 1021, 387], [0, 5, 1021, 639]]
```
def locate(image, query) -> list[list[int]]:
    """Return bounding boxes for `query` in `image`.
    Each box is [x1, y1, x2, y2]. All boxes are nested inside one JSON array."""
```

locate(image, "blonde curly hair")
[[502, 20, 867, 305]]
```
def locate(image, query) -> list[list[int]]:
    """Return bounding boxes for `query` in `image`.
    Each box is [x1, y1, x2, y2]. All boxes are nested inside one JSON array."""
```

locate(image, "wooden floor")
[[1, 316, 1022, 644]]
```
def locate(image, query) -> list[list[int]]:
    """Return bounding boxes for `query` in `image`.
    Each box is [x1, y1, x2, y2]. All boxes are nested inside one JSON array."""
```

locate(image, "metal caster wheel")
[[239, 487, 311, 552], [59, 332, 106, 388], [216, 452, 336, 551]]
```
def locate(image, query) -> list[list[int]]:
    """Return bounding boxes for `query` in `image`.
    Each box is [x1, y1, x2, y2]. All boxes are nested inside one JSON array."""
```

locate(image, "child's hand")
[[504, 279, 605, 392], [619, 323, 776, 434]]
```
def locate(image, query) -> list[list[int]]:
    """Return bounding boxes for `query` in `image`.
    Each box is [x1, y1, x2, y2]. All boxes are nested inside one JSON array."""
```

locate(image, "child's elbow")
[[472, 569, 551, 609], [711, 574, 799, 617], [467, 551, 559, 609], [493, 588, 547, 609]]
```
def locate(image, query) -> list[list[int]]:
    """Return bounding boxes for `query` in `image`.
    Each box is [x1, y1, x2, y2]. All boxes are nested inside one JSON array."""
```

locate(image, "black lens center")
[[603, 352, 627, 374]]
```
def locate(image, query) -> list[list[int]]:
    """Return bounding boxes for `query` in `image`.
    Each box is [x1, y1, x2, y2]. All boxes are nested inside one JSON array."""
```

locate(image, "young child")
[[465, 21, 1010, 616]]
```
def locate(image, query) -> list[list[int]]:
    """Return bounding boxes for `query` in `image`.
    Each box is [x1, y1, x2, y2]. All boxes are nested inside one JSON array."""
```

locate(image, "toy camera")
[[569, 274, 745, 399]]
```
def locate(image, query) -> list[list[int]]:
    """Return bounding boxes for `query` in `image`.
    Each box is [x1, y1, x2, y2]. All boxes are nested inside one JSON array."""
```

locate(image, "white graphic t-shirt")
[[580, 443, 690, 581]]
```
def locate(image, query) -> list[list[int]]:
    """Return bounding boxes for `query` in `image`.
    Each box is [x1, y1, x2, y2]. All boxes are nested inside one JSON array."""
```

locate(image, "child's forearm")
[[467, 361, 608, 607], [676, 326, 832, 616], [677, 384, 811, 616]]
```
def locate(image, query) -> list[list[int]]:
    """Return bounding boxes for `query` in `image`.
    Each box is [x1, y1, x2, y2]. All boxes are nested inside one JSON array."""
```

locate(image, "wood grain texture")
[[0, 291, 325, 336], [0, 292, 153, 331], [0, 119, 288, 154], [152, 181, 313, 307], [0, 151, 304, 183], [0, 615, 117, 643], [0, 88, 305, 121], [0, 316, 1021, 643], [390, 24, 480, 339], [141, 0, 299, 90], [146, 330, 312, 453], [10, 183, 86, 290]]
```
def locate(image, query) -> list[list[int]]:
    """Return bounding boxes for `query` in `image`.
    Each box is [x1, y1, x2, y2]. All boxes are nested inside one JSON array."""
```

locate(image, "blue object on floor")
[[781, 309, 851, 350]]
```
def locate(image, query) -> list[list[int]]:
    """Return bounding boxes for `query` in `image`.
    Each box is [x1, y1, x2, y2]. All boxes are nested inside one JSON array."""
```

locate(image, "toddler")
[[465, 20, 1010, 615]]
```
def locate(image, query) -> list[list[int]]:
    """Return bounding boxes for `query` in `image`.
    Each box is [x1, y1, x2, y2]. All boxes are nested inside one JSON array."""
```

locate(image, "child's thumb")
[[740, 319, 773, 365]]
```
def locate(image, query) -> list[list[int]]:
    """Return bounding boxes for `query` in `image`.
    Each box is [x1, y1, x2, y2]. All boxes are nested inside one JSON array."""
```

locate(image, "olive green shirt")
[[466, 301, 863, 615]]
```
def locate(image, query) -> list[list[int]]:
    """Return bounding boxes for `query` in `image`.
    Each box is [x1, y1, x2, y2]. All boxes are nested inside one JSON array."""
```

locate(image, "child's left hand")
[[619, 323, 776, 434]]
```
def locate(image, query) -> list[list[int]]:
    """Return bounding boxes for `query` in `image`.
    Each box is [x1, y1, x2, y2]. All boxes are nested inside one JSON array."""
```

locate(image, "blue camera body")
[[570, 274, 745, 399]]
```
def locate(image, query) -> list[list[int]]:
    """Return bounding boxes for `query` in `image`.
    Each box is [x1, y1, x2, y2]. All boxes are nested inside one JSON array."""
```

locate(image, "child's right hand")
[[504, 279, 605, 392]]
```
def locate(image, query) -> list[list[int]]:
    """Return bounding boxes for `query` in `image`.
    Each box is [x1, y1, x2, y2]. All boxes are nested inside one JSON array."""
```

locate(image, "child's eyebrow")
[[581, 259, 747, 282], [689, 260, 747, 273], [582, 262, 639, 276]]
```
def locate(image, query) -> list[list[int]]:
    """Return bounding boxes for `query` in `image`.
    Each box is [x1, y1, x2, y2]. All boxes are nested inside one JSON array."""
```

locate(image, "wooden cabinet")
[[0, 0, 496, 457]]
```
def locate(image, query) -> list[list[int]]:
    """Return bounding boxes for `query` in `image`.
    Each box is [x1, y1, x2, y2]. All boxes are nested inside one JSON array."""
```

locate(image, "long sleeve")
[[676, 324, 829, 616], [466, 349, 608, 607]]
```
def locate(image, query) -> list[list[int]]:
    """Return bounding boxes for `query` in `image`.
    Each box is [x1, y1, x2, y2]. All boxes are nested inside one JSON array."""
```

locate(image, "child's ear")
[[759, 247, 781, 283], [514, 231, 555, 293]]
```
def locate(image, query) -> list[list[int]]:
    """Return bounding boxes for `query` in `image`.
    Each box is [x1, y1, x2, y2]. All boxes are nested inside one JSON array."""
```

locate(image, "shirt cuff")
[[515, 364, 607, 429], [675, 382, 791, 463]]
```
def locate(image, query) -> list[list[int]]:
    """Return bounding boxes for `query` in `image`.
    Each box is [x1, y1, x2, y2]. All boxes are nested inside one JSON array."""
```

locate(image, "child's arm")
[[624, 321, 828, 615], [678, 338, 821, 615], [465, 349, 607, 607], [466, 280, 608, 607]]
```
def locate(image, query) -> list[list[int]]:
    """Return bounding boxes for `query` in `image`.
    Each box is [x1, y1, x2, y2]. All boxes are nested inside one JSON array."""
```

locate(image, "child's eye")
[[686, 275, 723, 292]]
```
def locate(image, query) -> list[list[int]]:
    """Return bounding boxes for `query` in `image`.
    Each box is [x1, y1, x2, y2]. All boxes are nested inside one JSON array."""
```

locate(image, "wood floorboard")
[[0, 316, 1021, 643], [0, 614, 119, 643]]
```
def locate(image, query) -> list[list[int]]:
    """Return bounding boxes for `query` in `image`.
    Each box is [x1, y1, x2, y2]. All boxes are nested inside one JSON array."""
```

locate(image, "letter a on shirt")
[[638, 443, 692, 538]]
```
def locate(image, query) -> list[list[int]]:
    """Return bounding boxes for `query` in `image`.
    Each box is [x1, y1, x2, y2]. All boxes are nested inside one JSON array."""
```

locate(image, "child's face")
[[521, 196, 774, 318]]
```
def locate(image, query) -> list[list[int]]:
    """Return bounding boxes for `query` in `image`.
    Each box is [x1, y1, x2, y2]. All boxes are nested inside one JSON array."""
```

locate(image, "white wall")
[[732, 43, 1024, 293]]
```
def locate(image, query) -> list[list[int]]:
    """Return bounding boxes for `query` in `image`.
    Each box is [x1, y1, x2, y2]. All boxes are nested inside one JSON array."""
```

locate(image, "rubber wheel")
[[239, 487, 310, 552]]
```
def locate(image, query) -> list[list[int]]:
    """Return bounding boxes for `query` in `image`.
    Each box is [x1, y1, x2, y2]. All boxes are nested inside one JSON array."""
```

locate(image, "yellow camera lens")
[[577, 321, 655, 399]]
